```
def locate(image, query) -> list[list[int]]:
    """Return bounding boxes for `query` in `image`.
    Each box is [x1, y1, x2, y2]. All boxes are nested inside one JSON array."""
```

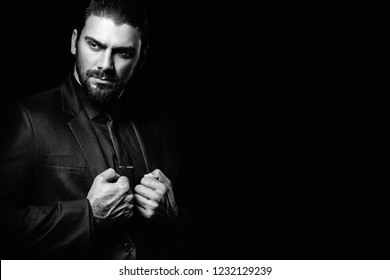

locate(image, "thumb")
[[116, 176, 131, 193], [99, 168, 120, 183], [116, 176, 130, 184]]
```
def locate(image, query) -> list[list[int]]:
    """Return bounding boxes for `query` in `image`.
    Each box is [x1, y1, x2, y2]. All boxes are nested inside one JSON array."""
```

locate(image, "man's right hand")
[[87, 168, 134, 227]]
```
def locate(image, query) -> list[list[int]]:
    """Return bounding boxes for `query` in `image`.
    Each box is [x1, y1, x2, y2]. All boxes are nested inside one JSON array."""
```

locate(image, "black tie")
[[105, 113, 135, 189]]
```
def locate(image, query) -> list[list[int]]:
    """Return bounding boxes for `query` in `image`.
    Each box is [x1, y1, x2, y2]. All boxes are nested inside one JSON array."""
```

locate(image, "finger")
[[134, 184, 160, 201], [140, 177, 167, 192], [134, 204, 153, 219], [123, 208, 134, 219], [113, 202, 134, 214], [144, 169, 169, 183], [116, 176, 131, 192], [97, 168, 120, 183], [134, 193, 158, 210], [117, 193, 134, 208], [105, 191, 133, 217], [110, 202, 134, 218], [123, 193, 134, 203], [143, 169, 159, 179], [114, 192, 134, 211]]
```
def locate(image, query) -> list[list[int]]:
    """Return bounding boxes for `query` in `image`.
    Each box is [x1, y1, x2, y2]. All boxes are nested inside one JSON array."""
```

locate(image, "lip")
[[91, 77, 114, 84]]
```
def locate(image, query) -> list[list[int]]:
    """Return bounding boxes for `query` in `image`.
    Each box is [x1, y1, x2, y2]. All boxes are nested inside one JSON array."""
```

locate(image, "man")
[[0, 0, 198, 259]]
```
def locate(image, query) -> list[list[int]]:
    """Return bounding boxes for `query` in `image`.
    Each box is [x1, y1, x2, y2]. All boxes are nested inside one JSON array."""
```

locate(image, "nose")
[[98, 50, 114, 71]]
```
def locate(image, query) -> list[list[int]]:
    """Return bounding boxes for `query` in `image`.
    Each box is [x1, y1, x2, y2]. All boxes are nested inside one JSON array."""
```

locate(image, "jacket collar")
[[61, 73, 84, 117], [60, 73, 108, 179]]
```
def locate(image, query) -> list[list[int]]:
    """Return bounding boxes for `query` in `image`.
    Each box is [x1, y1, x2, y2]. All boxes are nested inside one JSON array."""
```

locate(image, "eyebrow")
[[84, 35, 136, 53]]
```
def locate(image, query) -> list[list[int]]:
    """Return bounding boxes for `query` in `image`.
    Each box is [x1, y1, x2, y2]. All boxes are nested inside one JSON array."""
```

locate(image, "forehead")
[[81, 15, 142, 47]]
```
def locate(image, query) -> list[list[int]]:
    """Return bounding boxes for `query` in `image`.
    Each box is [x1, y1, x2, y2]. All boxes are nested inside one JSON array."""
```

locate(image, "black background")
[[2, 1, 387, 260]]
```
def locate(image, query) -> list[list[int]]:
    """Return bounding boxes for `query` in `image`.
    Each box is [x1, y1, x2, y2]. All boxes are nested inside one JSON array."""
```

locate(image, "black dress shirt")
[[71, 75, 148, 185]]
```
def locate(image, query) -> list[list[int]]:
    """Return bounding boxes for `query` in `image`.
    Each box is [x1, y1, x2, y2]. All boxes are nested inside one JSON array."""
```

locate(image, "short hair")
[[76, 0, 149, 46]]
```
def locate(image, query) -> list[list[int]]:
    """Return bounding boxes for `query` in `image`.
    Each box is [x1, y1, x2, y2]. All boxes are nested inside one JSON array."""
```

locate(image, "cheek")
[[77, 48, 96, 72]]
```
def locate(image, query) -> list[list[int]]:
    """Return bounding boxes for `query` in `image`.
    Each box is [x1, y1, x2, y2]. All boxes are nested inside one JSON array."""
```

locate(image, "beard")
[[76, 62, 123, 104]]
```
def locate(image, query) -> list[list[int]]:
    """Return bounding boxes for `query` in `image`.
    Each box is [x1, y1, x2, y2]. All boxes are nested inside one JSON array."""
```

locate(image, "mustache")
[[86, 69, 119, 82]]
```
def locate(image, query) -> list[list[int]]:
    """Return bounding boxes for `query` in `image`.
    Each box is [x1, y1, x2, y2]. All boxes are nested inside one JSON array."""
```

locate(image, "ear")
[[71, 29, 78, 55], [136, 45, 149, 71]]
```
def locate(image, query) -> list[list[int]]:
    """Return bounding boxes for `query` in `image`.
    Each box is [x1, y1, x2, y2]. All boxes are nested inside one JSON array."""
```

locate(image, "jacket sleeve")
[[0, 101, 93, 259]]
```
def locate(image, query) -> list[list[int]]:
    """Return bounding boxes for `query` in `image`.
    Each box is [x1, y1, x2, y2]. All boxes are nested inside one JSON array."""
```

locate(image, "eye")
[[116, 49, 136, 59], [88, 41, 100, 50], [118, 52, 131, 58]]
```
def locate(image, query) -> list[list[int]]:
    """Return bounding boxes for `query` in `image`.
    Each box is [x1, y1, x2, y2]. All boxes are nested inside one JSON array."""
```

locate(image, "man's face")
[[71, 15, 143, 103]]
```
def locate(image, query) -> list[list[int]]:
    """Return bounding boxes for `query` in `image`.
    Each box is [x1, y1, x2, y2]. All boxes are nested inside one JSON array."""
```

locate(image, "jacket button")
[[124, 242, 134, 252]]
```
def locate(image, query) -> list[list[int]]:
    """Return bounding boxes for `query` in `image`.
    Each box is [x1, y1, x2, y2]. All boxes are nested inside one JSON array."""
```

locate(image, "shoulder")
[[6, 86, 64, 124], [15, 87, 62, 114], [1, 86, 64, 135]]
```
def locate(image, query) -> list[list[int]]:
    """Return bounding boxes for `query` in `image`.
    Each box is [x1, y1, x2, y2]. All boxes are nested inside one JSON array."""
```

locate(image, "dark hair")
[[76, 0, 149, 46]]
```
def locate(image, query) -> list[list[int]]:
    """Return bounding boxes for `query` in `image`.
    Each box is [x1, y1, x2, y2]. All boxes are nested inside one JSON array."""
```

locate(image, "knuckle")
[[141, 177, 151, 185], [106, 168, 115, 174], [161, 183, 168, 192], [95, 174, 104, 182], [156, 184, 167, 195], [134, 184, 143, 193], [153, 194, 162, 203], [140, 177, 147, 185]]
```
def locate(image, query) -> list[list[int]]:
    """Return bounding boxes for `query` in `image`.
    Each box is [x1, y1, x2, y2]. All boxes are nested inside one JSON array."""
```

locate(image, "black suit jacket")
[[0, 75, 199, 259]]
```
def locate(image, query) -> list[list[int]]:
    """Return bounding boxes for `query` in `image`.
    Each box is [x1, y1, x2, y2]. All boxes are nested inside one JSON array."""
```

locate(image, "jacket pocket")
[[42, 155, 92, 202]]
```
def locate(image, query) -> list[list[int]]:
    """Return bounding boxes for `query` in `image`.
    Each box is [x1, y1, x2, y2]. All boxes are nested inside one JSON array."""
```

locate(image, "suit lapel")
[[68, 111, 108, 179], [61, 74, 108, 179]]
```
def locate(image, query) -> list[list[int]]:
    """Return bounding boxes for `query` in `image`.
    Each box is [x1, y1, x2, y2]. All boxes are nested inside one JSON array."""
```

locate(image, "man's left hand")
[[134, 169, 179, 226]]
